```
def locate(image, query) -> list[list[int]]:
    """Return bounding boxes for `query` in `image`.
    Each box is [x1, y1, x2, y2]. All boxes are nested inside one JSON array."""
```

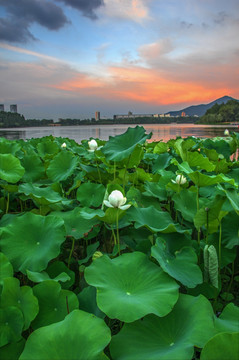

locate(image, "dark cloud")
[[214, 11, 228, 25], [55, 0, 104, 19], [0, 0, 69, 43], [0, 17, 36, 43]]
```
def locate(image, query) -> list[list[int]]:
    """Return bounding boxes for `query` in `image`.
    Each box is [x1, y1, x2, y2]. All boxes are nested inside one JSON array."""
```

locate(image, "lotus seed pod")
[[208, 245, 219, 288], [92, 251, 103, 261]]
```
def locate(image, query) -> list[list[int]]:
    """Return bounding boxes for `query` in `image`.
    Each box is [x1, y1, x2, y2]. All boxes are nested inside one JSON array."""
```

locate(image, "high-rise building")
[[95, 111, 100, 121], [0, 104, 4, 111], [10, 104, 17, 113]]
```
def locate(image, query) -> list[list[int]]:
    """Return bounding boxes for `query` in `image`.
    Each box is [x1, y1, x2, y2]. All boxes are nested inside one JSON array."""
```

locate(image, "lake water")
[[0, 124, 238, 143]]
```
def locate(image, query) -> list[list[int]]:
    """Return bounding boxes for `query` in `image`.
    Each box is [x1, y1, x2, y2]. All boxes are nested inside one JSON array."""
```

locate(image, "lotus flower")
[[61, 142, 67, 148], [103, 190, 131, 210], [224, 129, 229, 136], [172, 174, 187, 185]]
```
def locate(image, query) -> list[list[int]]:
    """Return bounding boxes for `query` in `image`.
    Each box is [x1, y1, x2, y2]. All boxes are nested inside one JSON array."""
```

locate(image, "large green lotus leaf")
[[19, 309, 111, 360], [46, 150, 79, 182], [110, 294, 215, 360], [85, 252, 179, 322], [26, 269, 70, 283], [214, 303, 239, 333], [152, 153, 172, 172], [153, 141, 168, 154], [19, 183, 63, 205], [151, 239, 203, 288], [52, 208, 101, 240], [77, 286, 105, 319], [0, 154, 25, 183], [0, 306, 24, 347], [46, 261, 75, 289], [221, 211, 239, 248], [0, 338, 25, 360], [187, 151, 215, 171], [102, 126, 151, 161], [31, 280, 79, 329], [127, 206, 189, 234], [203, 138, 232, 159], [188, 171, 235, 187], [0, 213, 65, 274], [200, 332, 239, 360], [36, 139, 59, 159], [172, 189, 197, 222], [0, 277, 39, 330], [0, 139, 21, 155], [21, 153, 45, 182], [219, 187, 239, 213], [77, 182, 106, 207], [0, 252, 13, 285], [143, 181, 167, 201]]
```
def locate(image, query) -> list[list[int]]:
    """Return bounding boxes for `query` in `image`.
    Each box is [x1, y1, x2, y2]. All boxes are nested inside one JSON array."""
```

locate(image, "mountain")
[[166, 96, 237, 117]]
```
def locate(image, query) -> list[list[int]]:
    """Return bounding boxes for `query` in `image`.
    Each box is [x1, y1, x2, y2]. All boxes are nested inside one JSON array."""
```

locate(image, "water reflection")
[[0, 124, 238, 143]]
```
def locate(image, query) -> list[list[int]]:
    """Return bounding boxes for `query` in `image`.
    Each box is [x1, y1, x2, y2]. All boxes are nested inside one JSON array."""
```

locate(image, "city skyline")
[[0, 0, 239, 120]]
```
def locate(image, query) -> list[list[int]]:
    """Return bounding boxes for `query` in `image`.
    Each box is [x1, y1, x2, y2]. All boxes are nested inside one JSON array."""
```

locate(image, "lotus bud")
[[92, 251, 103, 261], [224, 129, 229, 136], [172, 174, 187, 185], [61, 142, 67, 148], [103, 190, 131, 210], [88, 139, 98, 152]]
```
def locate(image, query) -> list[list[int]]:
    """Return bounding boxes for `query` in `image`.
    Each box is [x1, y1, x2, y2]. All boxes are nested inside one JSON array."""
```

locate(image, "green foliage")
[[0, 127, 238, 359]]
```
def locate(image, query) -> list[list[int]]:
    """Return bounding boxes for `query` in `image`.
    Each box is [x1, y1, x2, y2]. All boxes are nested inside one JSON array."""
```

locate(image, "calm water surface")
[[0, 124, 238, 143]]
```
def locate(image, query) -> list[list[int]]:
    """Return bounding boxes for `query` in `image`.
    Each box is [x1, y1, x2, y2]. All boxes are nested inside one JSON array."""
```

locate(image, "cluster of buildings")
[[0, 104, 18, 113]]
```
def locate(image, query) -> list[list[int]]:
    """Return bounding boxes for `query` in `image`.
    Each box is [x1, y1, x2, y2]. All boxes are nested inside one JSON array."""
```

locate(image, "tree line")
[[197, 100, 239, 124]]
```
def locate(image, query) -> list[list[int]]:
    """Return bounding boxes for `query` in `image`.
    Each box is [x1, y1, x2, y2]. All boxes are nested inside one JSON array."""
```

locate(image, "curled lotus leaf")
[[102, 126, 151, 161], [0, 212, 65, 274], [19, 310, 111, 360], [85, 252, 179, 322]]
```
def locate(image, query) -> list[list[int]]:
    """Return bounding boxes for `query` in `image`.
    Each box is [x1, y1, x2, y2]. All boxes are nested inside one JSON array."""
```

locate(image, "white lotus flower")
[[172, 174, 187, 185], [224, 129, 229, 136], [88, 139, 98, 152], [61, 142, 67, 148], [103, 190, 131, 210]]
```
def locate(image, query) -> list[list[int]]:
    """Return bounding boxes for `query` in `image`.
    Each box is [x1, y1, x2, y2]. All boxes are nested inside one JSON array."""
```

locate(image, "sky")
[[0, 0, 239, 120]]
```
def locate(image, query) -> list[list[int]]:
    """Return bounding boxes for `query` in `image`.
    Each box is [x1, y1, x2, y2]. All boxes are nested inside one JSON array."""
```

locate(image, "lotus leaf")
[[187, 151, 215, 171], [77, 182, 106, 207], [0, 277, 39, 330], [221, 211, 239, 248], [0, 338, 25, 360], [214, 303, 239, 333], [0, 306, 24, 347], [0, 252, 13, 285], [46, 261, 75, 289], [200, 332, 239, 360], [0, 139, 21, 155], [77, 286, 105, 319], [143, 181, 167, 201], [85, 252, 179, 322], [127, 206, 189, 234], [102, 126, 151, 161], [0, 154, 25, 183], [21, 153, 45, 182], [26, 270, 70, 283], [151, 240, 203, 288], [110, 294, 215, 360], [31, 280, 78, 329], [36, 139, 59, 159], [172, 189, 197, 222], [19, 183, 63, 205], [46, 150, 78, 182], [0, 213, 66, 273], [19, 309, 111, 360]]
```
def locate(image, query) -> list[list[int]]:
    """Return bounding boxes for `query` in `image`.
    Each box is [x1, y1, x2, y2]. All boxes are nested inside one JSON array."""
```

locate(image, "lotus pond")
[[0, 126, 239, 360]]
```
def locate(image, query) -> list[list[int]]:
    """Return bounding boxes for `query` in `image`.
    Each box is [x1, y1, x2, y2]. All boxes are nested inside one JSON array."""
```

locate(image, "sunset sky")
[[0, 0, 238, 120]]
